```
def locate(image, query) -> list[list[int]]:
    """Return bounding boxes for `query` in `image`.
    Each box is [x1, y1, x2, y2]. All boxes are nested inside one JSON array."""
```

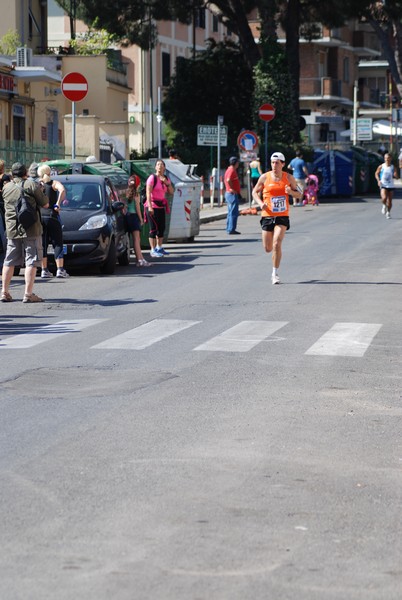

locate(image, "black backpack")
[[16, 182, 38, 231], [140, 174, 157, 205]]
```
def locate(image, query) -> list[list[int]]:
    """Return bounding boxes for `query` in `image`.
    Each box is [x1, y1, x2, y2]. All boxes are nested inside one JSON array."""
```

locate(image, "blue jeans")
[[225, 192, 239, 233]]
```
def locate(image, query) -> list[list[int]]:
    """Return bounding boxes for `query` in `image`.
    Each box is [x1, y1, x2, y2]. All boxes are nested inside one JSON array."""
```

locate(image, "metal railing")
[[0, 141, 65, 169]]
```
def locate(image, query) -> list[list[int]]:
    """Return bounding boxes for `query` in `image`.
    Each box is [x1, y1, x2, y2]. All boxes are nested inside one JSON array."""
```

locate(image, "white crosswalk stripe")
[[0, 318, 383, 356], [194, 321, 289, 352], [305, 322, 382, 357], [0, 319, 106, 349], [92, 318, 200, 350]]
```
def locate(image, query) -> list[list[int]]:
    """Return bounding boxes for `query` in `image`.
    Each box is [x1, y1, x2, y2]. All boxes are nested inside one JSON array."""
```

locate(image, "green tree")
[[69, 26, 118, 55], [253, 37, 299, 157], [0, 29, 22, 55], [162, 40, 254, 171]]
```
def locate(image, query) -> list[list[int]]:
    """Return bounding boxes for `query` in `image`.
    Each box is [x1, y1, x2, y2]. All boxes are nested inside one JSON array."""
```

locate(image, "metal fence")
[[0, 142, 65, 170]]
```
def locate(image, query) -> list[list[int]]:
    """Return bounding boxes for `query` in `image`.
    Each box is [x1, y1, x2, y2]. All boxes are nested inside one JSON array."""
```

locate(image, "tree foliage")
[[253, 37, 299, 151], [162, 40, 253, 170], [0, 29, 21, 55], [69, 25, 118, 55]]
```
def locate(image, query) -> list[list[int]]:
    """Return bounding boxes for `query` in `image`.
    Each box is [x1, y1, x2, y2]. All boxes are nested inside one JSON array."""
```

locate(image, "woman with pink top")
[[145, 159, 174, 257]]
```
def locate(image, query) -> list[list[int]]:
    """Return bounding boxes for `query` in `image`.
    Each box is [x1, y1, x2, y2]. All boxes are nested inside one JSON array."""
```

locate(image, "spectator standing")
[[288, 150, 309, 206], [146, 159, 173, 257], [125, 174, 151, 267], [27, 162, 40, 183], [1, 162, 49, 303], [224, 156, 241, 235], [37, 164, 70, 278], [375, 153, 397, 219], [252, 152, 302, 285], [249, 157, 262, 187], [398, 148, 402, 179]]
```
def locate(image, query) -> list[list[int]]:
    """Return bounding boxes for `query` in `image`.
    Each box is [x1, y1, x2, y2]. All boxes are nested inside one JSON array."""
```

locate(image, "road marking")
[[194, 321, 289, 352], [0, 319, 106, 349], [92, 318, 200, 350], [305, 322, 382, 357]]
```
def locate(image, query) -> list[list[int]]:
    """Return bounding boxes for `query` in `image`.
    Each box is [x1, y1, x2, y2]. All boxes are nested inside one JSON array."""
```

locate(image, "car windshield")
[[62, 182, 103, 210]]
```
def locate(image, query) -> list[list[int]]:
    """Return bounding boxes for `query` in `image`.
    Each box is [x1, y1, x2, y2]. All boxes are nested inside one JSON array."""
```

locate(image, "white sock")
[[272, 268, 278, 276]]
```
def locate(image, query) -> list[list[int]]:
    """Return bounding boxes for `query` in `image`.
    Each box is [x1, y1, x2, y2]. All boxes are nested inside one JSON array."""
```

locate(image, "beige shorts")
[[3, 236, 43, 268], [295, 178, 306, 192]]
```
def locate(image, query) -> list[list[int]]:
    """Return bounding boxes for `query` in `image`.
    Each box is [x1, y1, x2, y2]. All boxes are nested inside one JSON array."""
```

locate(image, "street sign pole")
[[217, 115, 224, 197], [72, 101, 76, 160], [61, 72, 88, 161], [258, 103, 275, 170]]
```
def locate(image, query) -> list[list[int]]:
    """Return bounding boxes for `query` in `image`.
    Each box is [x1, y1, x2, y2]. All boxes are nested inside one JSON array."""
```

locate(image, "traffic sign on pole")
[[61, 72, 88, 102], [237, 130, 258, 151], [259, 103, 275, 122]]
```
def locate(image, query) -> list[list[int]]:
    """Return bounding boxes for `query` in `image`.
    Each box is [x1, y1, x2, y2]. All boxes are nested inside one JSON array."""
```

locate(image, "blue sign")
[[237, 130, 258, 151]]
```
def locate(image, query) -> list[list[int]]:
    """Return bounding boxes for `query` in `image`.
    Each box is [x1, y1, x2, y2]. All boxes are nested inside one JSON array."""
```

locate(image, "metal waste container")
[[117, 159, 201, 245]]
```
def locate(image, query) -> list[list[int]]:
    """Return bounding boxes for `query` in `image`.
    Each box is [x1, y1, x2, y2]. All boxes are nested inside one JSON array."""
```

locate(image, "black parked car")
[[52, 174, 130, 274]]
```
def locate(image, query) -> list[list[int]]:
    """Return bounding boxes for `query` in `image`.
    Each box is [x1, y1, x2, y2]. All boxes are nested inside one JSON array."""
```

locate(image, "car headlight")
[[79, 214, 108, 230]]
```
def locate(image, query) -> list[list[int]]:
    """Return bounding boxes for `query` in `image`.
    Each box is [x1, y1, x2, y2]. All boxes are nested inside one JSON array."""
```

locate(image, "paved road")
[[1, 193, 402, 599]]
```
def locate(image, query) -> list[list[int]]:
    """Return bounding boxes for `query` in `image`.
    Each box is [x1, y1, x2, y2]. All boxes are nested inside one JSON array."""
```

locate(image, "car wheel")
[[100, 239, 116, 275]]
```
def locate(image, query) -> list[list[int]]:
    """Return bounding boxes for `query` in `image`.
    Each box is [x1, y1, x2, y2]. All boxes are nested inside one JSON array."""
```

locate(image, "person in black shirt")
[[37, 164, 70, 278]]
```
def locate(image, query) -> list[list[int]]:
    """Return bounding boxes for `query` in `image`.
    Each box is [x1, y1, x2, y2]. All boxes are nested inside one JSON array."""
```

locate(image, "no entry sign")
[[61, 72, 88, 102], [259, 103, 275, 122]]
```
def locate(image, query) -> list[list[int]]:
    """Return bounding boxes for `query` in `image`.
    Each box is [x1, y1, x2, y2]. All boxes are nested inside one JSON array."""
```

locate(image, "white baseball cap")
[[271, 152, 285, 162]]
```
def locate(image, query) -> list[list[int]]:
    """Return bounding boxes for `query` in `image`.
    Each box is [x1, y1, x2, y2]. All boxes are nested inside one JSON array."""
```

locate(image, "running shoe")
[[56, 268, 70, 278], [157, 247, 170, 255], [41, 269, 53, 279], [386, 211, 391, 219], [271, 274, 281, 285], [382, 205, 387, 215], [150, 249, 163, 258]]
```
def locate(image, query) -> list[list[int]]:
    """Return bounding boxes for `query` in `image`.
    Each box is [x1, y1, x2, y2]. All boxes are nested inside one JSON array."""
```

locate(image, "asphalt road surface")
[[1, 193, 402, 600]]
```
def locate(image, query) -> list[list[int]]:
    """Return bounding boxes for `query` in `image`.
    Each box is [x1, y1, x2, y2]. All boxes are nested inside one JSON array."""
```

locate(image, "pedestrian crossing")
[[0, 318, 383, 357]]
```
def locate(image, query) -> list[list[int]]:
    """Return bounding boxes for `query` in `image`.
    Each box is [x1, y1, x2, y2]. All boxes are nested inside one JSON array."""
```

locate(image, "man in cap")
[[252, 152, 302, 284], [224, 156, 241, 235], [1, 162, 49, 303]]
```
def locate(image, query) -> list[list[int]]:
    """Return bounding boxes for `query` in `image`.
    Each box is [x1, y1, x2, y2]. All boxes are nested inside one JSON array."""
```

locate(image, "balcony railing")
[[300, 77, 343, 98]]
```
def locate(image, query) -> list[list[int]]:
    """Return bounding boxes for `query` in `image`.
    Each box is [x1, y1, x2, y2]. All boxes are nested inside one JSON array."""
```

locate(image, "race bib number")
[[271, 195, 286, 213]]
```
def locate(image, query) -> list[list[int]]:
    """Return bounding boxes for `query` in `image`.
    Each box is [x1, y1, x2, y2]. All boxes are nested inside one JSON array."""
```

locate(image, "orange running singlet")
[[262, 172, 290, 217]]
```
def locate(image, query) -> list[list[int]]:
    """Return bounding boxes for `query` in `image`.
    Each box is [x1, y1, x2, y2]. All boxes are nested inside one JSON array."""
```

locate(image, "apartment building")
[[278, 20, 387, 147]]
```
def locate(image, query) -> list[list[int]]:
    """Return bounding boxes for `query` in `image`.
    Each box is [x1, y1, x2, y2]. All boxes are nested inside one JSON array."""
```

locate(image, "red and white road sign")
[[259, 103, 275, 122], [61, 72, 88, 102]]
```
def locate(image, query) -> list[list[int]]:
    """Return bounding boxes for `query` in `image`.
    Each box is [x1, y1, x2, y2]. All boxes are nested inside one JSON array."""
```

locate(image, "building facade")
[[278, 20, 388, 148]]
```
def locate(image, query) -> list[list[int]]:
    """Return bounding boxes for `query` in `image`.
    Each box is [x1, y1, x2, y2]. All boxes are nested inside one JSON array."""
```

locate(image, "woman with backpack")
[[125, 174, 151, 267], [145, 160, 173, 258], [37, 164, 69, 278]]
